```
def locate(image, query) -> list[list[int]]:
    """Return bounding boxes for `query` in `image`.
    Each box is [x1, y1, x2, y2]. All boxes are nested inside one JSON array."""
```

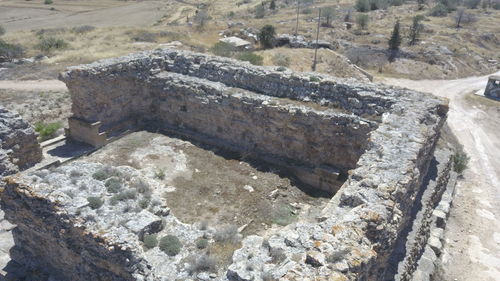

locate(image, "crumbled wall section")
[[0, 49, 449, 280], [0, 106, 42, 177]]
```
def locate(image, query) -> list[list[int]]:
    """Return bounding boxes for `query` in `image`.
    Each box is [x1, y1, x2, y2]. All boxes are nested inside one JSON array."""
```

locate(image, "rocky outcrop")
[[1, 49, 449, 280], [0, 106, 42, 177]]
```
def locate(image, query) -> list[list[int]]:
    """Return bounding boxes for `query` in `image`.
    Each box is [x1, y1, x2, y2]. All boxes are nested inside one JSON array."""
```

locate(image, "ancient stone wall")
[[1, 49, 450, 281], [0, 106, 42, 177]]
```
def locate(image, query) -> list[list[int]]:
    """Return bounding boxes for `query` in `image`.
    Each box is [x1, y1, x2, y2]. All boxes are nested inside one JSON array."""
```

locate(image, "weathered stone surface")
[[0, 106, 42, 176], [1, 48, 449, 280]]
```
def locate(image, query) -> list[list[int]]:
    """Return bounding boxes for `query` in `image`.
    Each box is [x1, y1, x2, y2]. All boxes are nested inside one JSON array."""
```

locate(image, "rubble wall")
[[0, 106, 42, 177], [0, 49, 450, 281]]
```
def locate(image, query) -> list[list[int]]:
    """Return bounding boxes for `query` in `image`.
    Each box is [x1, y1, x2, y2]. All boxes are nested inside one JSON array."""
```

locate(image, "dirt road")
[[0, 80, 66, 91], [381, 72, 500, 281]]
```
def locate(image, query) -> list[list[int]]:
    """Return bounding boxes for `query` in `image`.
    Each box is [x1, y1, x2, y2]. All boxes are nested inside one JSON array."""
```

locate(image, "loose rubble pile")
[[1, 49, 452, 280]]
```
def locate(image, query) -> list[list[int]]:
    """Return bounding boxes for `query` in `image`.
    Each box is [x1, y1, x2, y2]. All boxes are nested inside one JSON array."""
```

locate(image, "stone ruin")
[[0, 48, 457, 280]]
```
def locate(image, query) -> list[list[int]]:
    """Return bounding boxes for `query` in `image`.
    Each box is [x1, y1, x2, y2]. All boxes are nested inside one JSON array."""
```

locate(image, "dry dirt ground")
[[381, 71, 500, 281], [82, 131, 330, 236]]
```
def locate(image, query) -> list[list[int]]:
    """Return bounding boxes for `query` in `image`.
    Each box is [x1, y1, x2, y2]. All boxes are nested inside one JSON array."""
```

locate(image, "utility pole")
[[295, 0, 300, 36], [312, 8, 321, 71]]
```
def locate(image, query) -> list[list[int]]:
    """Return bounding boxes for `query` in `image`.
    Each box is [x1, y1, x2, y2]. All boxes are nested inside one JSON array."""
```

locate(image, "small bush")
[[87, 197, 104, 210], [159, 235, 182, 256], [143, 233, 158, 249], [154, 170, 165, 180], [110, 190, 137, 204], [0, 39, 23, 59], [258, 24, 276, 49], [131, 177, 151, 195], [356, 14, 370, 30], [188, 254, 217, 274], [452, 150, 470, 174], [44, 0, 53, 4], [72, 25, 95, 34], [271, 54, 290, 67], [254, 5, 266, 18], [214, 225, 239, 242], [34, 122, 61, 141], [235, 52, 263, 65], [210, 41, 235, 57], [92, 166, 120, 181], [138, 198, 150, 209], [36, 37, 68, 53], [196, 238, 209, 249], [309, 76, 321, 82], [429, 3, 449, 16], [105, 177, 122, 193]]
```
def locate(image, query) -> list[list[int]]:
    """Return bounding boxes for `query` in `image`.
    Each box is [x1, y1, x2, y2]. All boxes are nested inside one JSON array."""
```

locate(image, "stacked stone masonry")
[[1, 49, 450, 280]]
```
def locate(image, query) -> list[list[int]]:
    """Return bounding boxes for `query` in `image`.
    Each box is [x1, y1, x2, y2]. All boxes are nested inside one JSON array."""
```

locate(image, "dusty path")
[[381, 72, 500, 281], [0, 80, 66, 91]]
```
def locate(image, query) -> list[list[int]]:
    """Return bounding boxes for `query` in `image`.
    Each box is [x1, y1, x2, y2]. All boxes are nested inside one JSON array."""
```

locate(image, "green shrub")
[[110, 190, 137, 205], [452, 150, 470, 174], [254, 4, 266, 18], [36, 37, 68, 53], [87, 197, 104, 210], [143, 233, 158, 249], [154, 170, 165, 180], [214, 225, 238, 242], [356, 0, 371, 12], [159, 235, 182, 256], [309, 76, 321, 82], [356, 14, 370, 30], [105, 177, 122, 193], [34, 122, 61, 141], [210, 41, 235, 57], [235, 52, 263, 65], [92, 166, 120, 181], [258, 25, 276, 49], [429, 3, 449, 16], [44, 0, 53, 4], [138, 198, 150, 209], [131, 177, 151, 194], [0, 39, 24, 59], [196, 238, 209, 249]]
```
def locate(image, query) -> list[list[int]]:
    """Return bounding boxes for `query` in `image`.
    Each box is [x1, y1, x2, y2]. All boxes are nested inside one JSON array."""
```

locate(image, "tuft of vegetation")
[[188, 254, 217, 274], [143, 233, 158, 249], [271, 54, 290, 67], [105, 177, 122, 193], [131, 177, 151, 195], [138, 198, 150, 209], [210, 41, 235, 57], [214, 225, 239, 243], [235, 52, 263, 65], [87, 197, 104, 210], [44, 0, 53, 4], [356, 14, 370, 30], [110, 190, 137, 205], [154, 170, 166, 180], [452, 150, 470, 174], [258, 25, 276, 49], [36, 36, 68, 53], [92, 166, 120, 181], [159, 235, 182, 256], [0, 39, 24, 60], [34, 122, 61, 141], [309, 76, 321, 82], [72, 25, 95, 34], [196, 238, 209, 249], [355, 0, 371, 12]]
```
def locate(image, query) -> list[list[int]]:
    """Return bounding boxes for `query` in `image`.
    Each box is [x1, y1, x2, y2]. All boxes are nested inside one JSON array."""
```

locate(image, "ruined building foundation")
[[0, 49, 455, 280]]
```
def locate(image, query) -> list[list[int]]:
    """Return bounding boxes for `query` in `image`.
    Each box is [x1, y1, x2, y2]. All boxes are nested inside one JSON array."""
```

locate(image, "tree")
[[322, 7, 336, 27], [408, 15, 424, 45], [388, 20, 402, 50], [270, 0, 277, 10], [259, 24, 276, 49], [356, 14, 369, 30], [388, 20, 401, 61]]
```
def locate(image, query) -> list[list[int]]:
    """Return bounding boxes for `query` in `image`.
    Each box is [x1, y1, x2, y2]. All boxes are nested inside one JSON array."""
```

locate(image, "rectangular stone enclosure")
[[1, 48, 449, 281]]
